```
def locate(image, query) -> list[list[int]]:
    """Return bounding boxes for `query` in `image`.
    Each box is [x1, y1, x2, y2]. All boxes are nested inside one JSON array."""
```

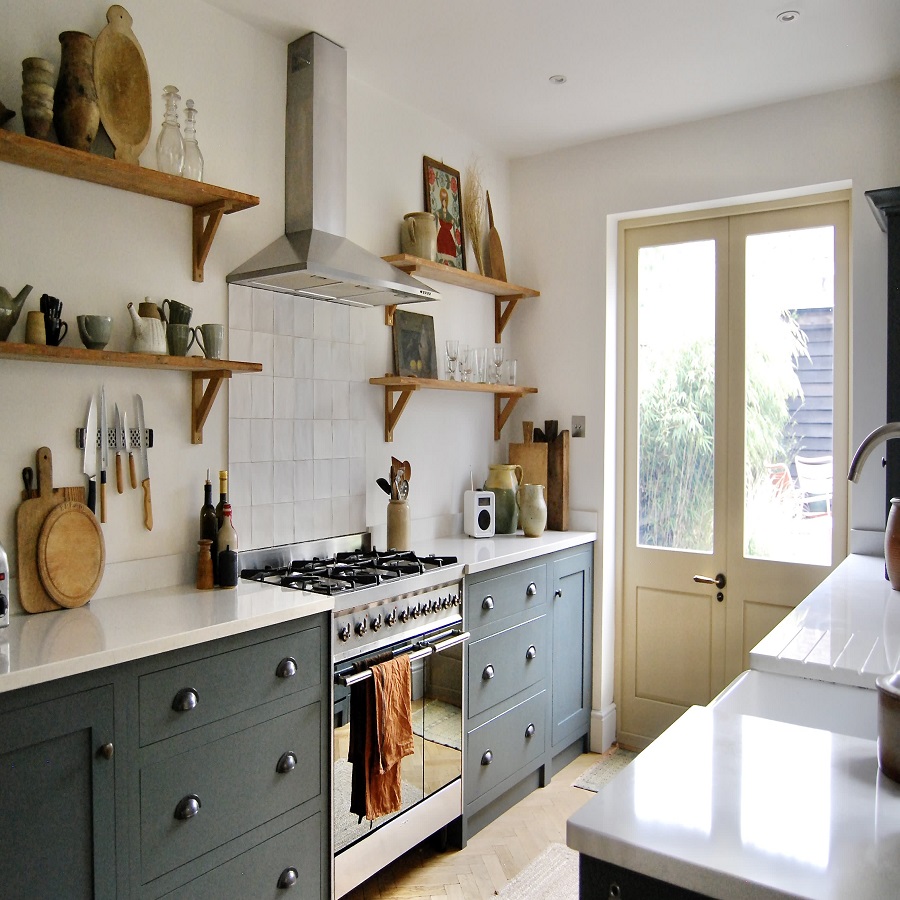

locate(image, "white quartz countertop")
[[0, 529, 594, 695], [750, 553, 900, 688], [568, 704, 900, 899]]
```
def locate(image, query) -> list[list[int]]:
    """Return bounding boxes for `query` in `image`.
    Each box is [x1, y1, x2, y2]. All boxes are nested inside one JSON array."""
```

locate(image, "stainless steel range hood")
[[228, 32, 438, 307]]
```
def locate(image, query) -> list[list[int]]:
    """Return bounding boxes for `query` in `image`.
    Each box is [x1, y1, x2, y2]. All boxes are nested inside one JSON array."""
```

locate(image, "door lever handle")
[[693, 573, 726, 590]]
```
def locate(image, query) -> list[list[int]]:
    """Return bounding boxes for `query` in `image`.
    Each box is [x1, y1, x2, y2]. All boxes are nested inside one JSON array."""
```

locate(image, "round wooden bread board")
[[37, 500, 105, 608]]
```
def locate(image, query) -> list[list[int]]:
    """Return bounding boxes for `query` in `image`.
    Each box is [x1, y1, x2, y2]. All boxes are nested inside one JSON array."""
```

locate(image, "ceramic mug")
[[44, 315, 68, 346], [166, 322, 196, 357], [194, 323, 224, 360], [162, 298, 192, 326], [24, 310, 46, 345], [77, 314, 112, 350]]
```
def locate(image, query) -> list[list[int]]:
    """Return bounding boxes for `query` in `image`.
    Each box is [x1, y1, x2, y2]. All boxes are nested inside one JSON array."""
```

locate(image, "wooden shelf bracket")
[[193, 200, 229, 283], [495, 294, 523, 343], [494, 392, 523, 441], [192, 370, 232, 444], [381, 380, 418, 442]]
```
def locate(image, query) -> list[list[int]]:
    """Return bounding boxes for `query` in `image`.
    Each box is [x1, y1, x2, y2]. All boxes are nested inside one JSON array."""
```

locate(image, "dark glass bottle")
[[200, 474, 218, 582], [215, 469, 228, 530], [217, 502, 239, 588]]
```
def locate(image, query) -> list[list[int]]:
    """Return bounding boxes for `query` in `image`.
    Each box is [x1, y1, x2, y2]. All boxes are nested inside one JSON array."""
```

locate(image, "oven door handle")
[[335, 630, 470, 686]]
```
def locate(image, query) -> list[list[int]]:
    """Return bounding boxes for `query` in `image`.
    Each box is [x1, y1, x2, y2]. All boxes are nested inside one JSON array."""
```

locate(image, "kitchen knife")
[[114, 403, 124, 494], [99, 385, 108, 523], [83, 394, 97, 513], [124, 409, 137, 489], [134, 393, 152, 530]]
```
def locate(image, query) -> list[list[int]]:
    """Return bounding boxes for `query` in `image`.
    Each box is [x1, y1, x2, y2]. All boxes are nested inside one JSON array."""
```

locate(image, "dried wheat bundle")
[[464, 161, 487, 275]]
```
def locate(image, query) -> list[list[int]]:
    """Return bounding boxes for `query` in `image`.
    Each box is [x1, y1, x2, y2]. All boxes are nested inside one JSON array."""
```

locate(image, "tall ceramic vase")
[[53, 31, 100, 152], [886, 498, 900, 590]]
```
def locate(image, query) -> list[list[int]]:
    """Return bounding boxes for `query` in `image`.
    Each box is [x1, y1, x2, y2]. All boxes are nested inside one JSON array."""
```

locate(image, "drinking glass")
[[445, 339, 459, 380], [491, 344, 504, 384], [473, 347, 487, 383], [459, 345, 472, 382], [506, 359, 517, 385]]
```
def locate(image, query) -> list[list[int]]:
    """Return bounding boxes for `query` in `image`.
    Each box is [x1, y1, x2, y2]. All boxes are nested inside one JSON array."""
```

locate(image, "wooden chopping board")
[[16, 447, 89, 613], [547, 430, 570, 531], [38, 500, 104, 608], [509, 422, 548, 491], [486, 191, 507, 282], [93, 5, 152, 164]]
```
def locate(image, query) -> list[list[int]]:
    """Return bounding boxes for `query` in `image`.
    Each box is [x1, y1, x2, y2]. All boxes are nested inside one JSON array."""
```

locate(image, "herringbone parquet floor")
[[342, 750, 605, 899]]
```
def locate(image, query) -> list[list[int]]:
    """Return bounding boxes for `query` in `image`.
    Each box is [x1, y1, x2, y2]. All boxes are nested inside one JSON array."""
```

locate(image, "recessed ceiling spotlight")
[[549, 74, 567, 85], [776, 9, 800, 23]]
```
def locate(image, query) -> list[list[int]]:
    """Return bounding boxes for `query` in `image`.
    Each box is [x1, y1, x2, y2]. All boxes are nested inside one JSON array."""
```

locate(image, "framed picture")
[[423, 156, 466, 270], [392, 309, 438, 379]]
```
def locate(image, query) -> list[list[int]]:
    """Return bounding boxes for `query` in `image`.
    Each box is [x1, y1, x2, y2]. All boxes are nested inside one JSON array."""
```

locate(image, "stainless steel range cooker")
[[240, 535, 468, 898]]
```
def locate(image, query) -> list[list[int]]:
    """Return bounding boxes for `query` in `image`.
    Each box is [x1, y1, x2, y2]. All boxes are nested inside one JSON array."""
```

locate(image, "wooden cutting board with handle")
[[486, 191, 507, 282], [16, 447, 89, 613], [509, 421, 548, 491]]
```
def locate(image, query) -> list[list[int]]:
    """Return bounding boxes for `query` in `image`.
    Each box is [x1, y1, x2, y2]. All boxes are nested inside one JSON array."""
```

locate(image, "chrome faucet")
[[848, 422, 900, 482]]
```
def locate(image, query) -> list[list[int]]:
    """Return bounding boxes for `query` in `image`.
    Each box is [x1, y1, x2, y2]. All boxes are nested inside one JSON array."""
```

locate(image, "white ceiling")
[[201, 0, 900, 158]]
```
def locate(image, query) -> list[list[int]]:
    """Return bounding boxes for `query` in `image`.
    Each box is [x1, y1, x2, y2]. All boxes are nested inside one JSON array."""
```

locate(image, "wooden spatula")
[[487, 191, 507, 282]]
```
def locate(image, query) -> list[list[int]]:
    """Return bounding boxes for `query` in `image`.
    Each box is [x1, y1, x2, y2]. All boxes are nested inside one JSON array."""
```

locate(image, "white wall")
[[508, 77, 900, 748], [0, 0, 509, 604]]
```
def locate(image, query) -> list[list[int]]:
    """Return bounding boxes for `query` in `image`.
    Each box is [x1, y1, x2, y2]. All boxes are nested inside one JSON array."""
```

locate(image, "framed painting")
[[423, 156, 466, 270], [392, 309, 438, 378]]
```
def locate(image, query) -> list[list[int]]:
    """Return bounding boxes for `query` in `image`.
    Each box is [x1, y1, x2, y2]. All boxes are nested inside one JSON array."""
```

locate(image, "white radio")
[[464, 490, 495, 538]]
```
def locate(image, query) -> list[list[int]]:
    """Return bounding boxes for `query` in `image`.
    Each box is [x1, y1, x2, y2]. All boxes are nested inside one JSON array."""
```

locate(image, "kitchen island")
[[568, 552, 900, 898]]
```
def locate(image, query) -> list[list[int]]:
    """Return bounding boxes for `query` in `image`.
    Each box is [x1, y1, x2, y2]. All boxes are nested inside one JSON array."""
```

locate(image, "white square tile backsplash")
[[229, 285, 367, 549]]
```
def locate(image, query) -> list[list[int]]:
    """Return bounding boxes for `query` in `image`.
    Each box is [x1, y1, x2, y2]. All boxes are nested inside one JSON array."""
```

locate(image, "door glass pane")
[[744, 226, 834, 565], [637, 240, 716, 552]]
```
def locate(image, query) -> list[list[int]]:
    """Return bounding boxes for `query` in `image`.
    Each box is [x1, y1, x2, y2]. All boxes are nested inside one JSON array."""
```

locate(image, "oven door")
[[332, 628, 468, 856]]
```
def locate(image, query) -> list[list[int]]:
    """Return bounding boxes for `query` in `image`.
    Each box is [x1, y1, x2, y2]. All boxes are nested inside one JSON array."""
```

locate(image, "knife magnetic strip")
[[76, 428, 153, 450]]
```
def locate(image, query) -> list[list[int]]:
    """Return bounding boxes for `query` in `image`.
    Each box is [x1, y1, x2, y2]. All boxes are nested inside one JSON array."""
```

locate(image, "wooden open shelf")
[[369, 375, 537, 442], [0, 342, 262, 444], [381, 254, 540, 343], [0, 129, 259, 282]]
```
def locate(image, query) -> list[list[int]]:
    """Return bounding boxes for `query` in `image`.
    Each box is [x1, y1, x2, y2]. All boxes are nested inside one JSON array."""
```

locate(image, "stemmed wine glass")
[[445, 340, 459, 380], [491, 344, 504, 384]]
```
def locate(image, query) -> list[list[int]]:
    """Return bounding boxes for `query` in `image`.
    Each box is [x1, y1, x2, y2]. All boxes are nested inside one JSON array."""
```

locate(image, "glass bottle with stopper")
[[182, 98, 204, 181], [155, 84, 184, 175]]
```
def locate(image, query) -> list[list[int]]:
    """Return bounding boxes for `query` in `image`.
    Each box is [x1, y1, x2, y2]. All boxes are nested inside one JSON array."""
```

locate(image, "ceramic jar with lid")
[[484, 464, 523, 534]]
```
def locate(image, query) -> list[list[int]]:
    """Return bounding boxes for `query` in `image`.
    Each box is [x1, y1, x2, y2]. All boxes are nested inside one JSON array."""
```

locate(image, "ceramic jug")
[[127, 301, 167, 354], [517, 483, 547, 538], [0, 284, 33, 341], [484, 463, 523, 534], [400, 212, 438, 261]]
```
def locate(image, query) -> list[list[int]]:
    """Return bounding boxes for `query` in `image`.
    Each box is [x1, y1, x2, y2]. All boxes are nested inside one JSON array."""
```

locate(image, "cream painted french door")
[[618, 196, 849, 748]]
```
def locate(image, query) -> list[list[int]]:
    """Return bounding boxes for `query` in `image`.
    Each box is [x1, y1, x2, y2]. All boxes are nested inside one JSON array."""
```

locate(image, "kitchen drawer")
[[160, 813, 322, 900], [466, 563, 546, 633], [139, 627, 321, 745], [467, 615, 546, 718], [140, 701, 320, 883], [465, 690, 546, 805]]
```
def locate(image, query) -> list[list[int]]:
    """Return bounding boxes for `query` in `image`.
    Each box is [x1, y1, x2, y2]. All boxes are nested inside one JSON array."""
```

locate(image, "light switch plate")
[[572, 415, 585, 438]]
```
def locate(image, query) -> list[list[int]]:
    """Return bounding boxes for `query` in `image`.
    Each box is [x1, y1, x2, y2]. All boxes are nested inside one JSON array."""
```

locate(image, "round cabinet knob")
[[174, 794, 201, 820], [481, 750, 493, 766], [277, 867, 299, 889], [97, 742, 114, 760], [276, 657, 297, 679], [371, 613, 383, 632], [525, 645, 537, 661], [482, 665, 495, 680], [276, 751, 297, 774], [482, 596, 494, 611], [172, 687, 199, 712], [554, 589, 562, 600], [526, 582, 537, 597], [338, 624, 351, 642], [355, 619, 368, 637], [525, 723, 536, 738]]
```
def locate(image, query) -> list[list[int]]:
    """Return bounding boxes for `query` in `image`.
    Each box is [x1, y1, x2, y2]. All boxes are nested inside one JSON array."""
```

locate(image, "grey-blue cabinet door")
[[551, 548, 593, 749], [0, 685, 116, 899]]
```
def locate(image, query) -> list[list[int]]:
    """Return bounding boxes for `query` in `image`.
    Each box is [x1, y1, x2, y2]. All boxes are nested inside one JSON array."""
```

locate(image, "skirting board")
[[590, 703, 616, 754]]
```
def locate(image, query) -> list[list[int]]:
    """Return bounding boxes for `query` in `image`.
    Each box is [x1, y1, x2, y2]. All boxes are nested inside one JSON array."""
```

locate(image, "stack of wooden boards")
[[508, 421, 569, 530], [16, 447, 105, 613]]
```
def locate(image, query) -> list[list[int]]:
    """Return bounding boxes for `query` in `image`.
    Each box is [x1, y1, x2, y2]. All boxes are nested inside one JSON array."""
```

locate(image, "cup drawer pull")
[[481, 750, 493, 766], [526, 645, 537, 660], [525, 723, 536, 738], [276, 657, 297, 679], [276, 751, 297, 774], [482, 665, 495, 680], [171, 687, 199, 712], [174, 794, 201, 820], [277, 867, 299, 889], [526, 582, 537, 597], [482, 596, 494, 610]]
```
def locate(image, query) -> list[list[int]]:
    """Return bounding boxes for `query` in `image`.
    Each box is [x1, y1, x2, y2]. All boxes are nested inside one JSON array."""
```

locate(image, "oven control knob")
[[371, 613, 383, 632], [386, 609, 397, 626], [423, 599, 433, 615], [399, 608, 410, 623], [338, 624, 351, 643], [450, 593, 460, 606], [355, 619, 368, 637], [411, 603, 422, 619], [442, 597, 451, 610]]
